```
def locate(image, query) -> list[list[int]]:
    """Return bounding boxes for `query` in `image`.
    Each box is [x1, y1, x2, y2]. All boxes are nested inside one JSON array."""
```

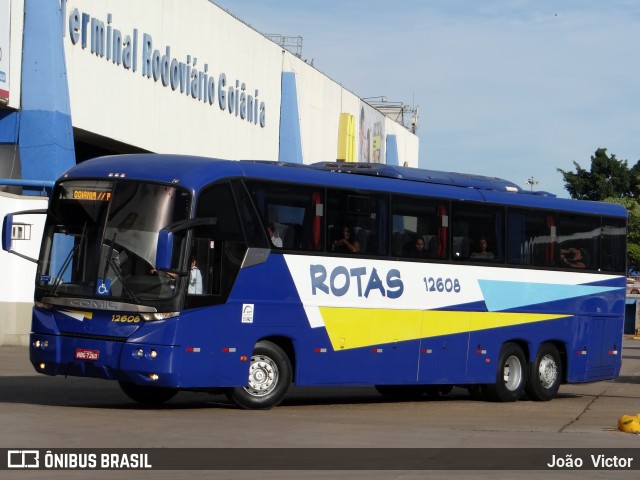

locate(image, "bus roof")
[[63, 154, 628, 218]]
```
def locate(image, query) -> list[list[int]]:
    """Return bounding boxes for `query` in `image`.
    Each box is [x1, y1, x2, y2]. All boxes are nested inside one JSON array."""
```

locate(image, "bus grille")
[[61, 332, 127, 343]]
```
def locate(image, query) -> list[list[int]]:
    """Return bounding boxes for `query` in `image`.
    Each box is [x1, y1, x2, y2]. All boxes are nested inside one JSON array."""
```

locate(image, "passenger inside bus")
[[560, 247, 586, 269], [412, 237, 430, 258], [470, 235, 495, 260], [188, 257, 203, 294], [332, 225, 361, 254], [267, 223, 283, 248]]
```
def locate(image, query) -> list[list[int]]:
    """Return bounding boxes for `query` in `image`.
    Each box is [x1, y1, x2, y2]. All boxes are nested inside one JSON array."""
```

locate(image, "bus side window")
[[244, 181, 325, 252], [557, 213, 601, 271], [507, 209, 557, 267], [327, 189, 388, 256], [600, 218, 626, 273], [391, 194, 443, 260], [451, 202, 504, 263]]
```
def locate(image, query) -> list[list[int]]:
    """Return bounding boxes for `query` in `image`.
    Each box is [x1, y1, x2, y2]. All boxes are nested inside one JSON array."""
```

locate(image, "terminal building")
[[0, 0, 419, 345]]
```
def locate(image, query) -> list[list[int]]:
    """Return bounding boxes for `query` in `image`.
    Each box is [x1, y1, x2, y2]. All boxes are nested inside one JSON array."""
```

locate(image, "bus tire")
[[118, 381, 178, 405], [483, 342, 526, 402], [225, 341, 292, 410], [525, 343, 562, 401]]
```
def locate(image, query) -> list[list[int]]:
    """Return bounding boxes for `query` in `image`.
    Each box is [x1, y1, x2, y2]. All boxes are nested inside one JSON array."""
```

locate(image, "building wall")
[[0, 0, 418, 345], [0, 193, 47, 346], [58, 0, 417, 165], [3, 0, 24, 108], [62, 0, 283, 160]]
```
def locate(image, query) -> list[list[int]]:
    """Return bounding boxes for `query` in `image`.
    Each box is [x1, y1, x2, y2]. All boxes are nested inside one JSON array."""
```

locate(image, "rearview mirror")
[[155, 217, 217, 271], [155, 228, 174, 271], [2, 209, 47, 263], [2, 214, 13, 252]]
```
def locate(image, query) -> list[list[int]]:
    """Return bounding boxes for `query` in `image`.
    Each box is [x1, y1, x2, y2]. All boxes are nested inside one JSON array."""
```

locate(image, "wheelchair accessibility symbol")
[[96, 278, 111, 296]]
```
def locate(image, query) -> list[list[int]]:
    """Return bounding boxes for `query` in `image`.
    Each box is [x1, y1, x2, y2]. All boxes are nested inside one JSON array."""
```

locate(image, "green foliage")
[[605, 197, 640, 244], [557, 148, 638, 200], [627, 243, 640, 273]]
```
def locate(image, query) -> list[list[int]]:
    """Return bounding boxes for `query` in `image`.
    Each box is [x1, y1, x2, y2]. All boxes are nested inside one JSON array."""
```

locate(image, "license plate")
[[75, 348, 100, 361]]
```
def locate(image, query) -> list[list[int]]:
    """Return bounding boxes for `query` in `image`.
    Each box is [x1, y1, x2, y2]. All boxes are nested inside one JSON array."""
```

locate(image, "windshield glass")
[[36, 180, 191, 307]]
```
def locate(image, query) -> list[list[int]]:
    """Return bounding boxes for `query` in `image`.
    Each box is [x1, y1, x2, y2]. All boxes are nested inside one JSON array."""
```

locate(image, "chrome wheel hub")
[[244, 354, 278, 397], [538, 354, 558, 389], [503, 355, 522, 391]]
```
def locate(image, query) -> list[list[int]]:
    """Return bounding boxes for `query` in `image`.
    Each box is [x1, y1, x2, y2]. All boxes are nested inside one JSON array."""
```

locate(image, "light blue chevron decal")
[[478, 280, 622, 312]]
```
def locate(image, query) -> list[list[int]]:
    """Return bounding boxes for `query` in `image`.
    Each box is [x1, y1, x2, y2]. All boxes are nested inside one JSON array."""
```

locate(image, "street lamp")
[[526, 177, 539, 191]]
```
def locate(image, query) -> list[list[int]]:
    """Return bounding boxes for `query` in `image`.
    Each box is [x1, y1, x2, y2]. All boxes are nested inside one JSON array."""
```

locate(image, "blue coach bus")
[[3, 154, 627, 409]]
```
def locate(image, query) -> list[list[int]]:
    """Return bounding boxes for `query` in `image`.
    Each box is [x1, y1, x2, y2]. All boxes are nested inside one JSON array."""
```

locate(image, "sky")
[[212, 0, 640, 197]]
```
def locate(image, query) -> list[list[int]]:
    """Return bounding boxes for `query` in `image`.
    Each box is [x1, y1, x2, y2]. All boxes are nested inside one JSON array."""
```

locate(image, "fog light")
[[149, 373, 159, 381], [149, 350, 158, 359], [39, 363, 46, 370]]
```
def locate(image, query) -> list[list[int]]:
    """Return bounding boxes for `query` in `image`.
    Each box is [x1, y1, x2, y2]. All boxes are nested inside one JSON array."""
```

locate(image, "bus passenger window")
[[391, 194, 444, 260], [327, 189, 387, 256], [452, 202, 504, 263], [244, 181, 325, 252], [507, 210, 556, 267], [557, 213, 601, 271]]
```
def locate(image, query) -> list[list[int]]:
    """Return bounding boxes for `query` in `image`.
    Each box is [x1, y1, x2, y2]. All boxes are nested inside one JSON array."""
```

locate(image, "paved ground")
[[0, 340, 638, 480]]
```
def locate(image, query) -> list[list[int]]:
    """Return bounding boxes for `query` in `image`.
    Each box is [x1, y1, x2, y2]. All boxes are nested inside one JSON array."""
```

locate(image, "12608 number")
[[111, 314, 141, 323], [423, 277, 461, 293]]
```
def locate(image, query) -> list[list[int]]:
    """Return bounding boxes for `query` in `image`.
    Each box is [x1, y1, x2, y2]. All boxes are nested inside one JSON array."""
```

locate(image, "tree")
[[557, 148, 638, 200]]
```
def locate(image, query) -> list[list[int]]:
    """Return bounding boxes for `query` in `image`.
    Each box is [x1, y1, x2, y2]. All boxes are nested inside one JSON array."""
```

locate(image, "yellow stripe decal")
[[320, 308, 570, 350], [61, 310, 94, 321]]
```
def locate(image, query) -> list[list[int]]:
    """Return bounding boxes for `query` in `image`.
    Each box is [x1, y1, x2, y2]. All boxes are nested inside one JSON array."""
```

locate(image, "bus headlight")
[[33, 339, 49, 349], [141, 312, 179, 321]]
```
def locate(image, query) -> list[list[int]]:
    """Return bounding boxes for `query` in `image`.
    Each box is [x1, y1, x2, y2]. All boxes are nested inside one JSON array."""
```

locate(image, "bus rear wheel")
[[526, 344, 562, 401], [225, 341, 292, 410], [118, 381, 178, 405], [483, 342, 526, 402]]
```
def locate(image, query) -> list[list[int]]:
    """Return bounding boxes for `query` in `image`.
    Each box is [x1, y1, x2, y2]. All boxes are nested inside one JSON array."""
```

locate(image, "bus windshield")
[[36, 180, 191, 307]]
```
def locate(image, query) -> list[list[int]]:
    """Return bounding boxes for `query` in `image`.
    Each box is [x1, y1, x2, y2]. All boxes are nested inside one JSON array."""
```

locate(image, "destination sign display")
[[71, 189, 112, 201]]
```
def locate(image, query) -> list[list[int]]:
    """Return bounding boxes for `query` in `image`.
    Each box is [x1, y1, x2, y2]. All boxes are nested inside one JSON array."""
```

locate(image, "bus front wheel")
[[525, 343, 562, 401], [118, 381, 178, 405], [483, 342, 526, 402], [225, 341, 292, 410]]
